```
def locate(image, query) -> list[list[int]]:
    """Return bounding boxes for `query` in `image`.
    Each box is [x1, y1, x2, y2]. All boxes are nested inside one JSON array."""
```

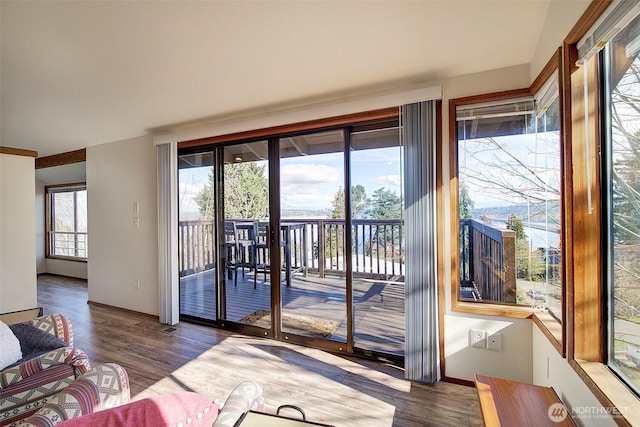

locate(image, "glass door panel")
[[279, 131, 347, 342], [178, 151, 216, 321], [221, 141, 271, 329], [350, 127, 405, 355]]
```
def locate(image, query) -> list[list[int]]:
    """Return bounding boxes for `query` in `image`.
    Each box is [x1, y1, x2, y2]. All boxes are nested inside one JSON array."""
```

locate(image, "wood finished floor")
[[37, 274, 482, 427]]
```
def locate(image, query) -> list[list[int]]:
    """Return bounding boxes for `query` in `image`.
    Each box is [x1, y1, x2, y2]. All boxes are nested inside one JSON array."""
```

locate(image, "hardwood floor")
[[37, 274, 482, 427]]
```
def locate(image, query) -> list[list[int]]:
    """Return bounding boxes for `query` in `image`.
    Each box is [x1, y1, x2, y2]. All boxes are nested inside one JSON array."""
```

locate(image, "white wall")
[[86, 136, 158, 315], [444, 313, 533, 383], [532, 327, 616, 427], [46, 259, 88, 279], [0, 153, 37, 312], [530, 0, 591, 81]]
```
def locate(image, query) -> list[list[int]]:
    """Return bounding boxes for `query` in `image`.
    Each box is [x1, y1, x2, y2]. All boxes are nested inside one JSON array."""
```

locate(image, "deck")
[[180, 268, 405, 355]]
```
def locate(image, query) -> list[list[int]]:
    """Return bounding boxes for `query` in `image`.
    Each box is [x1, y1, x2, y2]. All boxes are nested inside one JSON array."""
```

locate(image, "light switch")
[[469, 329, 486, 348]]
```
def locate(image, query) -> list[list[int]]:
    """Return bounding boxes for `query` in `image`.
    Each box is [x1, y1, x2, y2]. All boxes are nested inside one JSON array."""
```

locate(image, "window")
[[452, 88, 563, 319], [46, 184, 87, 260], [605, 13, 640, 396]]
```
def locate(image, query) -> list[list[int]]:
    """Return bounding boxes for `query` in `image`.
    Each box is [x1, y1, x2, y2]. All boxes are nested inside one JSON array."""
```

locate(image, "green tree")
[[330, 184, 368, 219], [351, 184, 368, 218], [506, 214, 527, 240], [368, 188, 402, 219], [194, 162, 268, 219], [515, 240, 546, 281], [330, 187, 345, 219], [366, 187, 402, 260], [459, 184, 474, 219]]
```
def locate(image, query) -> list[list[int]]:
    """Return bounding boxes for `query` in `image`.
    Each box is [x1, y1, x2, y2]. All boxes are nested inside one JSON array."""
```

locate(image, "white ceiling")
[[1, 1, 583, 157]]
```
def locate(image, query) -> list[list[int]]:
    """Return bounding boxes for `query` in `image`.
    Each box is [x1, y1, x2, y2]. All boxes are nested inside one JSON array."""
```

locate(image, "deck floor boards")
[[180, 269, 405, 354]]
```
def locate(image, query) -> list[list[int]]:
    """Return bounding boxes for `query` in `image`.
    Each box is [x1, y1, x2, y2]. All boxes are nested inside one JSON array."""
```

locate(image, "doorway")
[[177, 119, 405, 359]]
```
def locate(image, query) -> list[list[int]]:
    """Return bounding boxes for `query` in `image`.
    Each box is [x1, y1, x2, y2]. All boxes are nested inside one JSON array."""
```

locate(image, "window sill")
[[46, 256, 88, 263], [532, 311, 563, 356], [571, 359, 640, 426], [452, 300, 534, 319]]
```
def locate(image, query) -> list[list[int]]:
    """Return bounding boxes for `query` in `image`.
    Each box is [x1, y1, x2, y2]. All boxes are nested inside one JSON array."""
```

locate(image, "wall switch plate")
[[133, 278, 140, 289], [469, 329, 486, 348], [487, 332, 501, 351]]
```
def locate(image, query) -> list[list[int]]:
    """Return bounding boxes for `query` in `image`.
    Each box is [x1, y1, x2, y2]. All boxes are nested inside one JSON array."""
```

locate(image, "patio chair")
[[253, 222, 269, 283], [224, 220, 258, 289]]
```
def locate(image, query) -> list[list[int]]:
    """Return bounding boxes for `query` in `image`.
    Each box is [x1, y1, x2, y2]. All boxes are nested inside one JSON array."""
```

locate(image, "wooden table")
[[475, 374, 575, 426], [236, 221, 307, 287]]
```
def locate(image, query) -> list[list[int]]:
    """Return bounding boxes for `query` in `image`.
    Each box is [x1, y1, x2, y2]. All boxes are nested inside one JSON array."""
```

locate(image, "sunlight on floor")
[[134, 334, 402, 427]]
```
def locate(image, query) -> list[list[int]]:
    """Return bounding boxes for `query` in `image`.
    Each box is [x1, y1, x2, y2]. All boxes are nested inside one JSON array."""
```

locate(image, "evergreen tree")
[[459, 184, 475, 219], [506, 214, 527, 240], [330, 187, 345, 219], [368, 188, 402, 219], [330, 185, 368, 219], [194, 162, 268, 219], [351, 184, 368, 218]]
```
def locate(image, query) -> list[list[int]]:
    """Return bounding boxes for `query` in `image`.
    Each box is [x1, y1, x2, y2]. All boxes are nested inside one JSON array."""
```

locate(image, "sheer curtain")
[[403, 101, 439, 383], [157, 141, 179, 325]]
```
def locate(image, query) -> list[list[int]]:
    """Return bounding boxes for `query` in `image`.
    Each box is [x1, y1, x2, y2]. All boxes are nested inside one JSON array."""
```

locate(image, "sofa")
[[20, 380, 263, 427], [0, 314, 91, 426]]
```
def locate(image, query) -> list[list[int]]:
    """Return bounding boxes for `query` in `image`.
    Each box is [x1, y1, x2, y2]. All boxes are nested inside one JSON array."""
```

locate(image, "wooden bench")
[[475, 374, 575, 426]]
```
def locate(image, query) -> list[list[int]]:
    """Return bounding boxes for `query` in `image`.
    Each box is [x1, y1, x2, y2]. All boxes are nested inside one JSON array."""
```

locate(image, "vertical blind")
[[157, 141, 179, 325], [403, 101, 439, 383]]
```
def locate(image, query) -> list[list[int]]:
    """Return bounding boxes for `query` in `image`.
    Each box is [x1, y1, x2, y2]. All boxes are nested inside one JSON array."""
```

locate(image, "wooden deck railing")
[[178, 218, 404, 280], [178, 220, 215, 277], [459, 218, 516, 303]]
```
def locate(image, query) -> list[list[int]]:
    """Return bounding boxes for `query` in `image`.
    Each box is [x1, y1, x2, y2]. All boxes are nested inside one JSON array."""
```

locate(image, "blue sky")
[[179, 146, 403, 217]]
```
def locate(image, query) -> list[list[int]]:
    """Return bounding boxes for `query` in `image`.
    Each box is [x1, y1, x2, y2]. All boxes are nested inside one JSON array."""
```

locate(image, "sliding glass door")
[[177, 114, 405, 360], [350, 126, 405, 355], [279, 130, 348, 345], [220, 141, 271, 329], [178, 151, 216, 321]]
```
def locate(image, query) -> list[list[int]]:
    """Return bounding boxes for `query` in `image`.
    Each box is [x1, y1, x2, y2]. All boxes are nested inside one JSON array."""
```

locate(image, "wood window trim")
[[448, 88, 532, 323], [569, 53, 603, 363], [562, 3, 640, 424], [447, 51, 566, 354], [178, 107, 399, 149], [571, 360, 638, 427], [448, 88, 539, 320]]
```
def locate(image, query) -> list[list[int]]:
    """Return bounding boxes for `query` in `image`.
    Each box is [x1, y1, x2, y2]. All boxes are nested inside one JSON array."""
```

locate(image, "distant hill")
[[473, 202, 560, 223]]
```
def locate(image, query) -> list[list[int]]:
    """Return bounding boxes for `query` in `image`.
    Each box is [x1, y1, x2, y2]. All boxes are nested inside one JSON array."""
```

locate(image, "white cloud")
[[280, 163, 341, 185], [280, 163, 343, 210], [375, 174, 401, 187]]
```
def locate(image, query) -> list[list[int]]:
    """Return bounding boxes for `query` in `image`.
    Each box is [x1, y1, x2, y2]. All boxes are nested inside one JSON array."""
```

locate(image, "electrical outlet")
[[133, 217, 140, 229], [487, 332, 501, 351], [469, 329, 486, 348], [133, 278, 140, 289]]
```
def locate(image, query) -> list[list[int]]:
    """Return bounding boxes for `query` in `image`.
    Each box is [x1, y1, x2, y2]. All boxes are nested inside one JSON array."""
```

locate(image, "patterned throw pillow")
[[0, 320, 22, 370]]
